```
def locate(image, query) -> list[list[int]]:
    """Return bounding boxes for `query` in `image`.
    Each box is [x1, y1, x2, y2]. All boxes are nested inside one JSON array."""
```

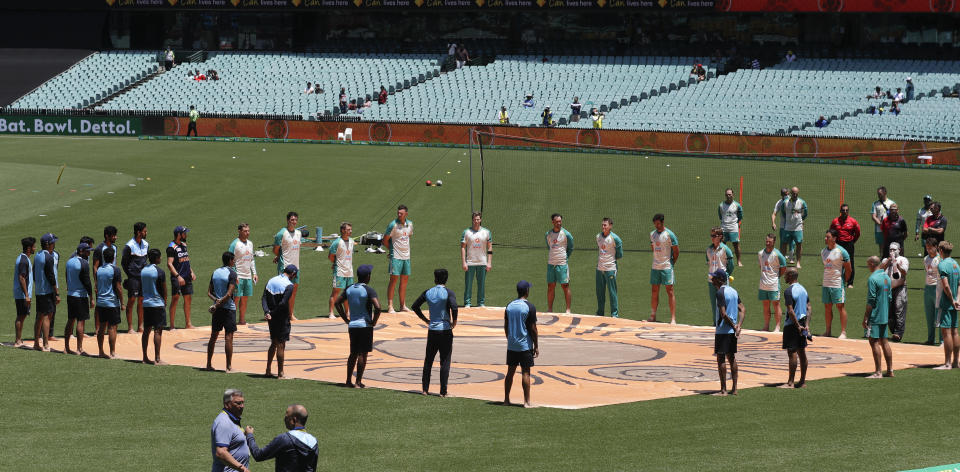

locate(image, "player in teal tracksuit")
[[596, 218, 623, 317], [707, 227, 736, 323]]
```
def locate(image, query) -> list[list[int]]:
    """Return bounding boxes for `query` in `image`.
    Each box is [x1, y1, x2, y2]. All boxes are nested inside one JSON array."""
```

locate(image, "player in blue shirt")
[[335, 264, 382, 388], [711, 269, 744, 396], [140, 249, 167, 365], [32, 233, 59, 352], [206, 252, 238, 372], [504, 280, 538, 407], [13, 237, 35, 347], [121, 222, 148, 334], [261, 265, 298, 379], [92, 225, 119, 335], [780, 268, 811, 388], [412, 268, 459, 396], [64, 242, 94, 355], [95, 247, 125, 359]]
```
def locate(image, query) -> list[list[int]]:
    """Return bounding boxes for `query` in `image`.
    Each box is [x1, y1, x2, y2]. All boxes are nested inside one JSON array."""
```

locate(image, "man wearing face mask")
[[880, 204, 907, 257], [880, 242, 909, 342]]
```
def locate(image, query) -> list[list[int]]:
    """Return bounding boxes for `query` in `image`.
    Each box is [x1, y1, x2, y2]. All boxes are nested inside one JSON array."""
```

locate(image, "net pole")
[[469, 128, 475, 213], [478, 131, 486, 213]]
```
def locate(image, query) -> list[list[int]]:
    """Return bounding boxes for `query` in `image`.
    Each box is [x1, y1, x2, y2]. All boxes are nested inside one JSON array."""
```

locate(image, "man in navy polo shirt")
[[64, 242, 94, 355], [412, 268, 459, 397], [206, 252, 239, 372], [121, 222, 148, 333], [211, 389, 251, 472], [13, 236, 35, 347], [33, 233, 59, 352], [141, 248, 167, 365], [504, 280, 538, 407], [167, 225, 196, 329], [334, 264, 381, 388]]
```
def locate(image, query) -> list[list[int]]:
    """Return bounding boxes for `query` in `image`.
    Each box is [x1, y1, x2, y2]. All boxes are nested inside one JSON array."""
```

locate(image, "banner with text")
[[107, 0, 717, 9], [0, 116, 141, 137]]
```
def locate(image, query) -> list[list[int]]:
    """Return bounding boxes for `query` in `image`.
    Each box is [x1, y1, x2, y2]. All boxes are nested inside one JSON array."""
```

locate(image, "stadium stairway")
[[89, 65, 164, 109]]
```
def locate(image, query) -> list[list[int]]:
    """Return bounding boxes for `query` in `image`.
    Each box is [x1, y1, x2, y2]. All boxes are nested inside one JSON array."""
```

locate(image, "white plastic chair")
[[337, 128, 353, 142]]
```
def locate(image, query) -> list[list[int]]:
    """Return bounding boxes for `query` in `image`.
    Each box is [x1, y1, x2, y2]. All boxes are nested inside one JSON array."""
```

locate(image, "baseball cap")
[[41, 233, 58, 244], [710, 269, 728, 282], [173, 225, 190, 236], [76, 242, 91, 252], [283, 264, 298, 275], [906, 76, 912, 81], [357, 264, 373, 279], [516, 280, 531, 292]]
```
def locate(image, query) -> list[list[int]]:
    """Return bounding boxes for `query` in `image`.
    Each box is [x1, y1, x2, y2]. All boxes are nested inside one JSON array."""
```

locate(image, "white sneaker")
[[328, 313, 337, 319], [838, 332, 847, 340], [365, 247, 378, 253]]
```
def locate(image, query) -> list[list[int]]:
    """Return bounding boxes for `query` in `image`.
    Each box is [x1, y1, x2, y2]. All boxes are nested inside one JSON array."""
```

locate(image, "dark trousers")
[[889, 285, 907, 339], [339, 102, 347, 114], [838, 241, 855, 285], [422, 329, 453, 395], [186, 121, 197, 136]]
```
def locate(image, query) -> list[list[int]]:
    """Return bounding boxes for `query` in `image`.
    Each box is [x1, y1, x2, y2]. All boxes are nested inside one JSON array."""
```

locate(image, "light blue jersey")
[[140, 264, 165, 308], [783, 283, 809, 325], [12, 253, 33, 300], [65, 255, 91, 298], [210, 267, 238, 311], [33, 250, 57, 295], [422, 285, 457, 330], [96, 264, 122, 307], [714, 285, 741, 334], [345, 283, 378, 328], [505, 298, 537, 351]]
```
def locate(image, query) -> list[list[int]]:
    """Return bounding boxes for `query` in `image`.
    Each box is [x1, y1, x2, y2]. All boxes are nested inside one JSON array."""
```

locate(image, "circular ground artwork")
[[174, 335, 314, 353], [458, 315, 558, 328], [248, 320, 386, 335], [636, 331, 767, 344], [736, 349, 861, 364], [361, 366, 503, 385], [589, 365, 721, 383], [374, 335, 664, 366]]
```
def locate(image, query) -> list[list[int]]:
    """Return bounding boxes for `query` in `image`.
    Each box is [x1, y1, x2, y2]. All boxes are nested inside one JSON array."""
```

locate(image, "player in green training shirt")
[[863, 256, 893, 378], [935, 241, 960, 370]]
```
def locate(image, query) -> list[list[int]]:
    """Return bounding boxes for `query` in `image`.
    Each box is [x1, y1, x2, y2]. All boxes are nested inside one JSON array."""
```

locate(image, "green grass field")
[[1, 135, 958, 471]]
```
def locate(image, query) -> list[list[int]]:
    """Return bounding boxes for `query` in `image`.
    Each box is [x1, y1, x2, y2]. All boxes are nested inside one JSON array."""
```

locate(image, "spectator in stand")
[[208, 70, 219, 81], [339, 87, 347, 114], [186, 70, 194, 80], [785, 50, 796, 63], [691, 63, 706, 82], [447, 43, 457, 58], [164, 47, 175, 71], [498, 106, 509, 124], [303, 82, 314, 95], [868, 86, 883, 99], [540, 107, 554, 127], [378, 86, 388, 105], [831, 204, 860, 287], [893, 88, 904, 103], [923, 201, 948, 244], [313, 84, 323, 94], [881, 203, 907, 256], [456, 45, 470, 69], [570, 97, 582, 123], [905, 77, 915, 102], [751, 58, 760, 70], [890, 102, 901, 115], [591, 108, 604, 129], [522, 94, 535, 108], [815, 116, 829, 128], [348, 99, 357, 111]]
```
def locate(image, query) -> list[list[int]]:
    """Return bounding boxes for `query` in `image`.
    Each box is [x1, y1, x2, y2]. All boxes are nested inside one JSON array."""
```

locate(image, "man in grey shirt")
[[211, 389, 250, 472]]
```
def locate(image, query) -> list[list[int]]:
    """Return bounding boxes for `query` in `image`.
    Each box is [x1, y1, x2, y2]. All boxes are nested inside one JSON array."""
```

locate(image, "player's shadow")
[[485, 401, 527, 407]]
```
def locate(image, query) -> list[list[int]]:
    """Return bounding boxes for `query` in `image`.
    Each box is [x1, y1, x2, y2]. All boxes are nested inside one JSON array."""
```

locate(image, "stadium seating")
[[7, 50, 960, 141], [8, 51, 158, 110], [98, 52, 441, 120]]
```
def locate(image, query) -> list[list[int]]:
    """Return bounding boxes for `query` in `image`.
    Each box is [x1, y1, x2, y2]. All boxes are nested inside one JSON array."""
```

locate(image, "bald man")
[[245, 404, 319, 472]]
